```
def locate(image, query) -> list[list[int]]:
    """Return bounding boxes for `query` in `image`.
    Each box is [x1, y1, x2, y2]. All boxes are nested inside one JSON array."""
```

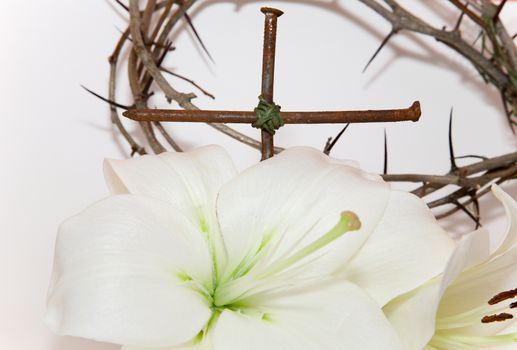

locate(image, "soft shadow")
[[49, 336, 118, 350], [103, 0, 129, 24], [362, 29, 501, 111], [82, 116, 147, 157], [177, 0, 501, 111], [419, 1, 458, 25]]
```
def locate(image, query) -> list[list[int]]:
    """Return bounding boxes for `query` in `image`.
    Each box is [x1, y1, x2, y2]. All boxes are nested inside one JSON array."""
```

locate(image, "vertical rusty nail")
[[260, 7, 283, 160]]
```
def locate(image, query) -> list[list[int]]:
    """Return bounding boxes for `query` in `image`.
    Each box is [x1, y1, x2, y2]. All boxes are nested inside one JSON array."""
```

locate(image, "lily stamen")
[[488, 287, 517, 305], [479, 288, 517, 324], [481, 313, 514, 323]]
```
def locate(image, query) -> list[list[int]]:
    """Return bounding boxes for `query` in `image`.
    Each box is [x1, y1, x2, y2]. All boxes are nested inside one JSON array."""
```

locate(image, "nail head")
[[261, 7, 284, 17]]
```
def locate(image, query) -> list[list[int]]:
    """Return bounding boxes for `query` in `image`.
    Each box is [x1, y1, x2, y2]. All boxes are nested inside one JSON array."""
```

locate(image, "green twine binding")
[[253, 95, 284, 135]]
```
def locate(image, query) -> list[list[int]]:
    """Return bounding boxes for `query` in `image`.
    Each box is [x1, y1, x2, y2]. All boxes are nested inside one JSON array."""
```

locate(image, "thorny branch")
[[378, 109, 515, 225], [108, 27, 146, 156], [358, 0, 517, 130], [107, 0, 274, 155], [382, 147, 517, 226], [354, 0, 517, 223], [98, 0, 515, 223], [383, 153, 517, 194]]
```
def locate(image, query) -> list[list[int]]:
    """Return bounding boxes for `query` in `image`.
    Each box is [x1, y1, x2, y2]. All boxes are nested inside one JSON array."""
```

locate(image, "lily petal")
[[339, 190, 456, 306], [45, 195, 213, 348], [216, 147, 390, 281], [380, 186, 517, 349], [212, 279, 403, 350], [383, 279, 442, 350], [437, 186, 517, 325], [383, 227, 491, 350], [436, 244, 517, 337], [491, 185, 517, 256], [432, 242, 517, 346], [104, 145, 237, 234]]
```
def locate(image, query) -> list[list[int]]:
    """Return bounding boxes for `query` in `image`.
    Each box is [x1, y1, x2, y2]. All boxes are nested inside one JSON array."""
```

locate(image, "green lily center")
[[214, 211, 360, 307], [185, 211, 362, 343]]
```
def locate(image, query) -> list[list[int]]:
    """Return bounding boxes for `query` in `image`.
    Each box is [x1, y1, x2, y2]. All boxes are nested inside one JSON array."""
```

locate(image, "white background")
[[1, 1, 516, 349]]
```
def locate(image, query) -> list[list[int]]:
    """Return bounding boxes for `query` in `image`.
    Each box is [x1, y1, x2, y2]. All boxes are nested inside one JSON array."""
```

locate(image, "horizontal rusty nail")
[[123, 101, 421, 123]]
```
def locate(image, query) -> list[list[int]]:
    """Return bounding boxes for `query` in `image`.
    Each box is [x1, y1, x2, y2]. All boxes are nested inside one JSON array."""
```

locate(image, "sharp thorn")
[[500, 91, 516, 135], [184, 13, 215, 64], [113, 0, 129, 11], [493, 0, 508, 21], [324, 124, 350, 155], [472, 30, 484, 46], [363, 31, 395, 73], [472, 195, 481, 229], [449, 108, 458, 171], [454, 10, 466, 31], [81, 85, 132, 110], [383, 129, 388, 175], [453, 199, 481, 228]]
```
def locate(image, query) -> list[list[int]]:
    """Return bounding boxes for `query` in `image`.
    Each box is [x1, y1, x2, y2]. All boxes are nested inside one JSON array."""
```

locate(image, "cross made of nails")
[[124, 7, 421, 160]]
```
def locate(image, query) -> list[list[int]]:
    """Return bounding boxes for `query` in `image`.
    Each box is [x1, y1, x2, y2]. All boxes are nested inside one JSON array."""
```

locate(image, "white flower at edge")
[[45, 146, 455, 350], [384, 185, 517, 350]]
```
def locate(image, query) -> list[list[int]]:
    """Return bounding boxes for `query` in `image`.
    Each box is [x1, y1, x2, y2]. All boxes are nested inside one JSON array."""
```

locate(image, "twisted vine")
[[94, 0, 515, 224]]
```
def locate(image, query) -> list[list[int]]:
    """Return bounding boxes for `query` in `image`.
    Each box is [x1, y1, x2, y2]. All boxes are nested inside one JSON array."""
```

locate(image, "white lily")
[[46, 146, 454, 350], [384, 185, 517, 350]]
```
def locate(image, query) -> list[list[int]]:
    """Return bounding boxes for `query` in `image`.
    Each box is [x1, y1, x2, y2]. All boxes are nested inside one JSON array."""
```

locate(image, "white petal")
[[104, 145, 237, 234], [46, 195, 212, 347], [383, 280, 442, 350], [437, 187, 517, 324], [339, 190, 456, 306], [212, 280, 403, 350], [437, 244, 517, 337], [491, 185, 517, 255], [356, 185, 515, 347], [216, 147, 390, 280], [383, 228, 491, 350]]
